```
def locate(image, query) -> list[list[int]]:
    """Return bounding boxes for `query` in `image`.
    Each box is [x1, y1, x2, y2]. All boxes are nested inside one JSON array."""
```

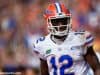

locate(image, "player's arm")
[[40, 59, 49, 75], [84, 46, 100, 75]]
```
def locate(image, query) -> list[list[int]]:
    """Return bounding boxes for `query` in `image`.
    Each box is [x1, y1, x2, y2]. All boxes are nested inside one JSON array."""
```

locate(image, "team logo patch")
[[46, 49, 51, 54]]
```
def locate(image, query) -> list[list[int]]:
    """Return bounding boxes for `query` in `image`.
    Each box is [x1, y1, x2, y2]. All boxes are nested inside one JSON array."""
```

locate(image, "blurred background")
[[0, 0, 99, 75]]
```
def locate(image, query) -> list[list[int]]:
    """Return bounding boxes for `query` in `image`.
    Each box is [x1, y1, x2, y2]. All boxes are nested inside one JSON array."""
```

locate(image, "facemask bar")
[[48, 16, 72, 36]]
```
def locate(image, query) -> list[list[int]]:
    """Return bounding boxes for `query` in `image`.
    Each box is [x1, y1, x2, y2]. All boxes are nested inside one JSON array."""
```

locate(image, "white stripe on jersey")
[[86, 36, 94, 43], [86, 34, 94, 47]]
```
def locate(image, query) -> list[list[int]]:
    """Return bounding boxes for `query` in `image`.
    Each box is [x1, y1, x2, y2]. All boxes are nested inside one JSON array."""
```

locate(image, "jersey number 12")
[[50, 55, 74, 75]]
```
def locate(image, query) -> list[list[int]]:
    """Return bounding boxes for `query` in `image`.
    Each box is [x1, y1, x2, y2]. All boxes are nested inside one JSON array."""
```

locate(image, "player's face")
[[50, 17, 70, 32]]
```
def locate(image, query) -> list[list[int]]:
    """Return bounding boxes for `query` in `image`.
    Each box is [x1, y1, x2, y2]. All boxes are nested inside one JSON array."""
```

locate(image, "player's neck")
[[51, 35, 67, 44]]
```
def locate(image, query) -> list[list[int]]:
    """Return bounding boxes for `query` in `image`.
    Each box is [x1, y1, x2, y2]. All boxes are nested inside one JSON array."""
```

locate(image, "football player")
[[29, 2, 100, 75]]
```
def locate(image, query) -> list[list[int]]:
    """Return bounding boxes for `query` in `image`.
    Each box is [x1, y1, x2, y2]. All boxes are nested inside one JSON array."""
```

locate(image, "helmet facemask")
[[48, 16, 72, 36]]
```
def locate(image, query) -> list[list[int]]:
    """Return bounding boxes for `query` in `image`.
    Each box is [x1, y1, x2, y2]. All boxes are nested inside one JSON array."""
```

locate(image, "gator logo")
[[45, 9, 53, 15], [46, 49, 51, 54]]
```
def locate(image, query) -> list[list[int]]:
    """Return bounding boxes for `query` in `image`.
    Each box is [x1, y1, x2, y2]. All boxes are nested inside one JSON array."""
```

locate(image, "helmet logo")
[[45, 9, 53, 15]]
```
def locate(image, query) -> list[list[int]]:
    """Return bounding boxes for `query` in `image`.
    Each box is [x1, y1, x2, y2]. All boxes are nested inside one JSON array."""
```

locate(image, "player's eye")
[[50, 18, 59, 26], [50, 17, 70, 26]]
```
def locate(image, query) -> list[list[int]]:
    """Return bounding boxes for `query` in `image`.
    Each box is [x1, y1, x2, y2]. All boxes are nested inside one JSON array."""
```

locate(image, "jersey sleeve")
[[85, 31, 94, 47], [25, 35, 46, 60], [33, 42, 46, 60]]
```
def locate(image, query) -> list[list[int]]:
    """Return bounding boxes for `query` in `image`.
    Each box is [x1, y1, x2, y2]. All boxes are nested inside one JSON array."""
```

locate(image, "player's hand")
[[94, 69, 100, 75]]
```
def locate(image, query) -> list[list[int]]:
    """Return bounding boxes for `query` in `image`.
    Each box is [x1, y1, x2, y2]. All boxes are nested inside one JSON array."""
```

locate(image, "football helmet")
[[44, 2, 72, 36]]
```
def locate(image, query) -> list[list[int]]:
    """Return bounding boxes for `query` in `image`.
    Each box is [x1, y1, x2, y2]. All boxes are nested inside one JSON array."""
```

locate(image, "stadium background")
[[0, 0, 99, 75]]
